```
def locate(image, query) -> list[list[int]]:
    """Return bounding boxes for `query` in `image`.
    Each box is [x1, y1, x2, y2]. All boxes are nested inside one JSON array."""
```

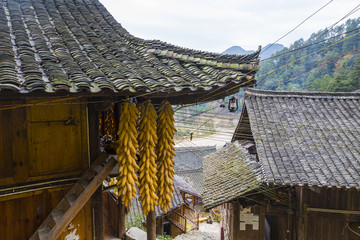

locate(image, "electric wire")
[[261, 26, 360, 63], [261, 0, 334, 54], [261, 3, 360, 62], [177, 46, 360, 145]]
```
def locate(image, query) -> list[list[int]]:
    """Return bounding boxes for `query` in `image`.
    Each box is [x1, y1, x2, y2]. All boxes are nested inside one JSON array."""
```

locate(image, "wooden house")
[[103, 174, 199, 239], [0, 0, 260, 239], [203, 89, 360, 240], [174, 146, 216, 211]]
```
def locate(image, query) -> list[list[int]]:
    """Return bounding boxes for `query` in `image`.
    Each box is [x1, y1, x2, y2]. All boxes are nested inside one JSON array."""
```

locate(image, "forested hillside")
[[256, 17, 360, 92], [175, 18, 360, 139]]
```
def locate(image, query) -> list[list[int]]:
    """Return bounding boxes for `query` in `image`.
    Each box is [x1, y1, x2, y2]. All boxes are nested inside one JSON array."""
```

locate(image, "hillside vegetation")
[[175, 18, 360, 140], [256, 17, 360, 92]]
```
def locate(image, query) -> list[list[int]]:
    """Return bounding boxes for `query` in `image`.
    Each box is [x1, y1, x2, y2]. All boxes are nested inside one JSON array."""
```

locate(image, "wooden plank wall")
[[223, 201, 266, 240], [0, 98, 88, 187], [303, 187, 360, 240], [170, 223, 183, 238], [224, 187, 360, 240], [0, 187, 93, 240], [0, 98, 92, 239]]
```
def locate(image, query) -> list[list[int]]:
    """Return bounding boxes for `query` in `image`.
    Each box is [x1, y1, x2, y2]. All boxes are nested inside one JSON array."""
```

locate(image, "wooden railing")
[[167, 210, 198, 233], [183, 204, 199, 229]]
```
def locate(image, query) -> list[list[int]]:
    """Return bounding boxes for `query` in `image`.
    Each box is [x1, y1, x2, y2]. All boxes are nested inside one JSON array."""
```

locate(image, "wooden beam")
[[307, 207, 360, 215], [232, 201, 240, 240], [46, 156, 116, 240], [147, 210, 156, 240], [297, 186, 305, 240], [117, 201, 126, 238], [93, 187, 103, 240], [259, 206, 265, 240]]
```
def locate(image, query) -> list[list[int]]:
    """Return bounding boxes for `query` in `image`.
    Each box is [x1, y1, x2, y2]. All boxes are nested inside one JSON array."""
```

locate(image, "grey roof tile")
[[0, 0, 260, 100], [203, 141, 262, 209], [240, 89, 360, 189], [125, 185, 184, 226]]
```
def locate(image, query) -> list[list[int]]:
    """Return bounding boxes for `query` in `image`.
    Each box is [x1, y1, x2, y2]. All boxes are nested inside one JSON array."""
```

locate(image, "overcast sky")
[[100, 0, 360, 53]]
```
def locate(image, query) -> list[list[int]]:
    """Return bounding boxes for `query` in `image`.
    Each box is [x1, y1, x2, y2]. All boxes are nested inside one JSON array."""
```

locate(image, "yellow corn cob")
[[103, 107, 116, 139], [138, 100, 158, 215], [156, 100, 176, 212], [115, 102, 139, 207]]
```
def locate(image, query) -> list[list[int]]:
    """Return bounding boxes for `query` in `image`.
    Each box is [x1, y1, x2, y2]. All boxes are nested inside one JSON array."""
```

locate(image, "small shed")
[[203, 89, 360, 240], [174, 146, 217, 209], [0, 0, 260, 239], [104, 178, 194, 239]]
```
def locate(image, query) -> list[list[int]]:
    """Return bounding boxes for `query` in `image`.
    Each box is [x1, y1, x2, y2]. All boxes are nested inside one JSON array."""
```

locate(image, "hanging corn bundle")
[[115, 102, 139, 207], [156, 100, 176, 212], [138, 100, 158, 215], [102, 107, 116, 139]]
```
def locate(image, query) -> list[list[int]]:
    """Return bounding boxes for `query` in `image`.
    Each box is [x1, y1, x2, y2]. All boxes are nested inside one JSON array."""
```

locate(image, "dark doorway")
[[163, 222, 171, 236]]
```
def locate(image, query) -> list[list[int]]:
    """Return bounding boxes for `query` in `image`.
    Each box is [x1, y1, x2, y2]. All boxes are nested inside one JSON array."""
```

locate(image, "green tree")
[[310, 74, 334, 92]]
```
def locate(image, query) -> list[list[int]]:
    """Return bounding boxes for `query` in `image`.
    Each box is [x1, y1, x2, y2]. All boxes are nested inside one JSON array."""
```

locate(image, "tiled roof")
[[174, 146, 216, 171], [175, 169, 204, 197], [126, 187, 184, 226], [173, 146, 216, 196], [0, 0, 260, 102], [174, 174, 200, 198], [241, 89, 360, 189], [203, 141, 261, 209]]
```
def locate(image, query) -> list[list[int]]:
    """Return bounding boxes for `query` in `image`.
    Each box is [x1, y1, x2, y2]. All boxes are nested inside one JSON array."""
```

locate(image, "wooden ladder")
[[29, 153, 117, 240]]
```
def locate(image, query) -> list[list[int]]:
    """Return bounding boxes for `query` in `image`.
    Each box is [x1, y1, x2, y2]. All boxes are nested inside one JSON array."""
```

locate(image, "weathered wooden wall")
[[104, 191, 120, 236], [0, 98, 89, 187], [302, 187, 360, 240], [223, 187, 360, 240], [223, 201, 266, 240], [0, 98, 92, 239], [170, 222, 184, 238], [0, 187, 93, 239]]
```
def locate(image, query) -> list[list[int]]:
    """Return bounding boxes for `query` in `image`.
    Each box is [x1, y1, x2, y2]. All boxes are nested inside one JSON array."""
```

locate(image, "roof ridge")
[[245, 88, 360, 99]]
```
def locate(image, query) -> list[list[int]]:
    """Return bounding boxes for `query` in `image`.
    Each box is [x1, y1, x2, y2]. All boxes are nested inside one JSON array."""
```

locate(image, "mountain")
[[222, 44, 285, 59], [259, 44, 285, 59], [222, 46, 254, 55]]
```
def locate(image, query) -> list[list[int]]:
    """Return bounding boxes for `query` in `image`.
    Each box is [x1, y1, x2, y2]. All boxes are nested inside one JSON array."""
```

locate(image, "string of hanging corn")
[[156, 100, 176, 212], [115, 102, 139, 207], [138, 100, 159, 215]]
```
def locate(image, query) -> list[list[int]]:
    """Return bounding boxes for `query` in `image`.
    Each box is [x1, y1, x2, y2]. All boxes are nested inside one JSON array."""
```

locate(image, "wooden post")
[[88, 103, 104, 240], [147, 210, 156, 240], [93, 187, 104, 240], [118, 201, 126, 238], [297, 186, 305, 240], [197, 212, 200, 230], [232, 201, 240, 240], [259, 206, 265, 240]]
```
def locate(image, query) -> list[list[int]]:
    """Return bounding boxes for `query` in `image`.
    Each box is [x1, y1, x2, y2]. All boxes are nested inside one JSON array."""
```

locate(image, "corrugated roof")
[[242, 89, 360, 189], [203, 141, 262, 209], [0, 0, 260, 102]]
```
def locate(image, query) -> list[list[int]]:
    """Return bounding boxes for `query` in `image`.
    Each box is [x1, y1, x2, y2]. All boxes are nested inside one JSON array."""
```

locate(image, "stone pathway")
[[173, 222, 220, 240]]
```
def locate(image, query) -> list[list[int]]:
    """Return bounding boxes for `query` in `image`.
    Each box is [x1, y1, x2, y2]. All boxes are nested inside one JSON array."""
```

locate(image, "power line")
[[261, 4, 360, 62], [176, 46, 360, 147], [261, 26, 360, 63], [261, 0, 334, 54], [173, 29, 360, 127]]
